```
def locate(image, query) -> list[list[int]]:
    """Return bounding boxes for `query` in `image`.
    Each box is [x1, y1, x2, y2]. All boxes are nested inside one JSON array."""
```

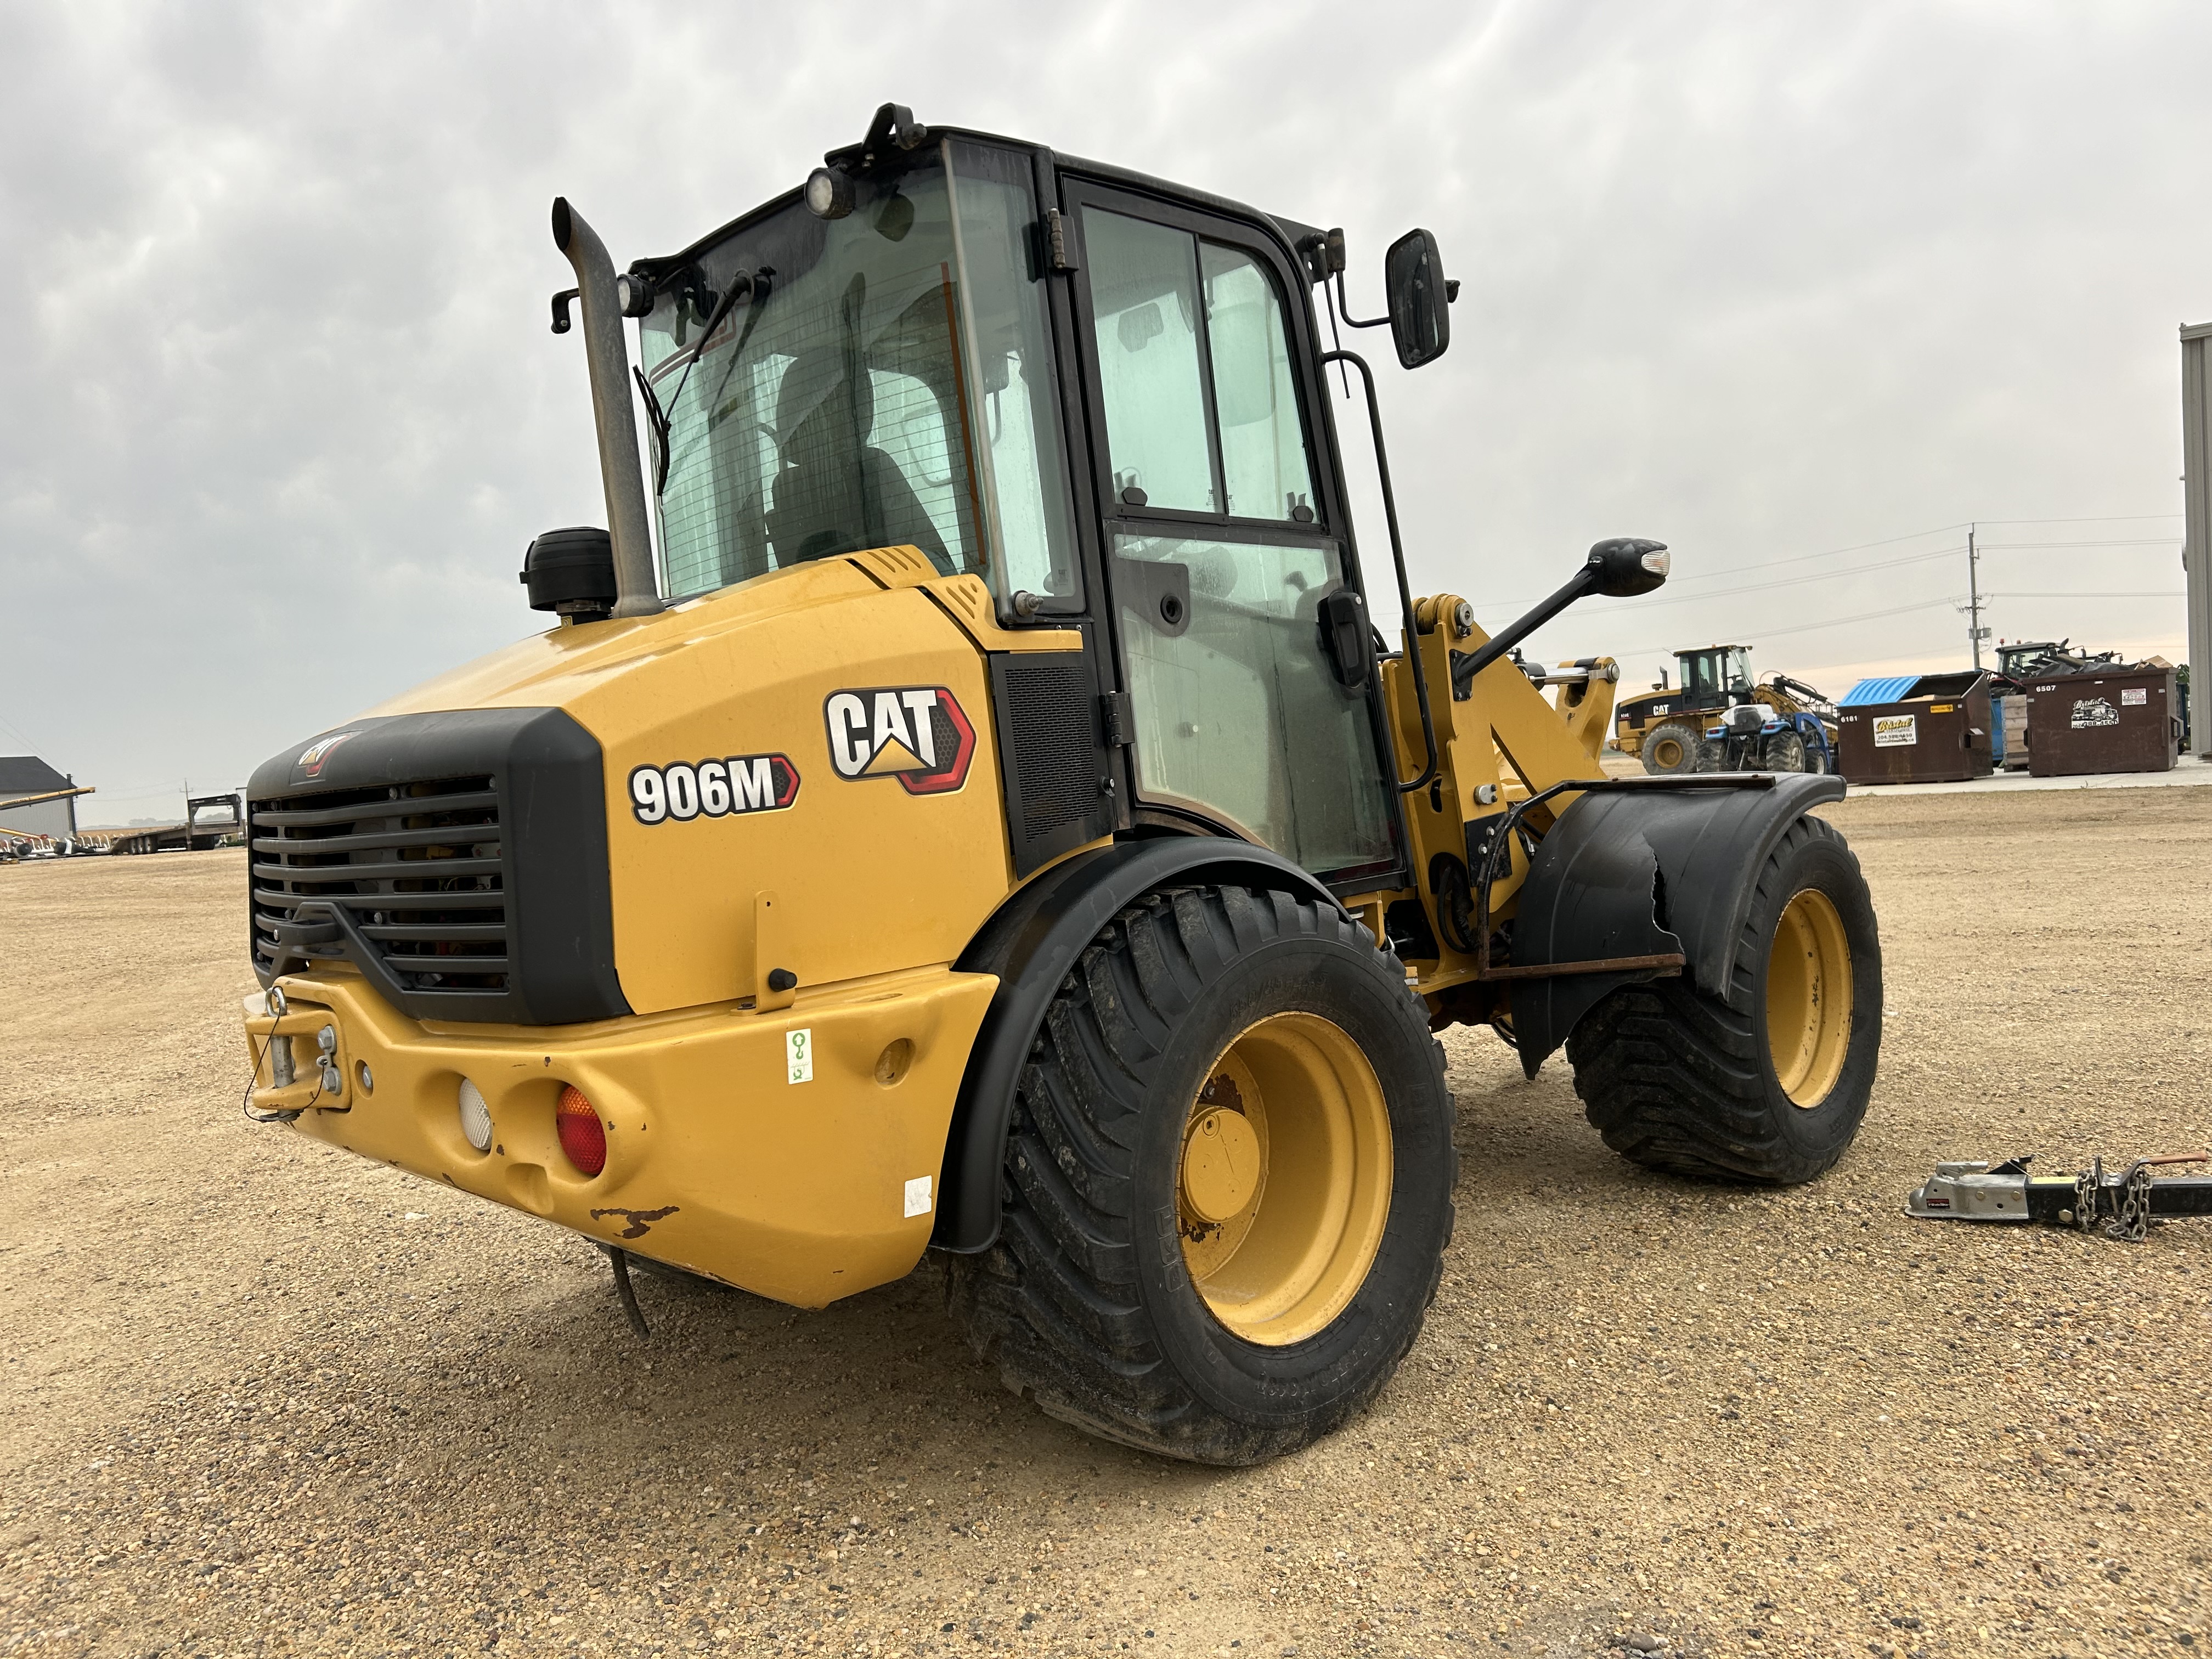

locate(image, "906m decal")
[[630, 754, 800, 825], [823, 686, 976, 794]]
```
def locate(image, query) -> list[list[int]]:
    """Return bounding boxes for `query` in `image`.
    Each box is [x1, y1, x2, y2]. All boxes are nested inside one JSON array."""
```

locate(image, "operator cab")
[[1674, 645, 1755, 709], [608, 108, 1438, 893]]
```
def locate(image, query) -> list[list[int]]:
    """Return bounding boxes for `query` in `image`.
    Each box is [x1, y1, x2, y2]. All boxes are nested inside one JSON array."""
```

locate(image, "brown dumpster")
[[2025, 668, 2179, 776], [1835, 670, 1995, 785]]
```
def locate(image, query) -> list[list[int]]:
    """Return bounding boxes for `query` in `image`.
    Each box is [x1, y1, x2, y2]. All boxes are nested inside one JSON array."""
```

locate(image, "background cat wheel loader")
[[237, 104, 1881, 1466], [1616, 645, 1841, 773]]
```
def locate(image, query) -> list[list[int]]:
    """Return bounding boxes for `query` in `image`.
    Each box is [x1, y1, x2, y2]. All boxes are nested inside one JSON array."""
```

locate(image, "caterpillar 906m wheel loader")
[[239, 104, 1882, 1465]]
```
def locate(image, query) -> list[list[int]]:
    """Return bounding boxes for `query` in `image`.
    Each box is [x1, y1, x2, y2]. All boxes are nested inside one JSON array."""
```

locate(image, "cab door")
[[1063, 184, 1402, 888]]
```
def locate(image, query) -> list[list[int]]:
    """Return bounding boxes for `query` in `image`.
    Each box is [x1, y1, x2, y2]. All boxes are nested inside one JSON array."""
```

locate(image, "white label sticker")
[[904, 1175, 933, 1218], [2121, 687, 2147, 707], [786, 1028, 813, 1084], [1873, 714, 1918, 748]]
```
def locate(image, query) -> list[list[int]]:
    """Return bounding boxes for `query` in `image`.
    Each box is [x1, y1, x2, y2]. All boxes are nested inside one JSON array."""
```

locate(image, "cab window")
[[1084, 207, 1315, 523]]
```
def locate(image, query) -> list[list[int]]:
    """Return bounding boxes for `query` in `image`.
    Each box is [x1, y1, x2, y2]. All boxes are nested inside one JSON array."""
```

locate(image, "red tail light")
[[556, 1085, 607, 1176]]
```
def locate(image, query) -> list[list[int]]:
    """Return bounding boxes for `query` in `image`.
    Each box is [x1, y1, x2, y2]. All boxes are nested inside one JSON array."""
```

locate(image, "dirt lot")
[[3, 787, 2209, 1659]]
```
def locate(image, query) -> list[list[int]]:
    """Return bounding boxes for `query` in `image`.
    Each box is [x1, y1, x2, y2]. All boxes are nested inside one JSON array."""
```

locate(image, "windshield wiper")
[[633, 365, 673, 496], [650, 265, 775, 494]]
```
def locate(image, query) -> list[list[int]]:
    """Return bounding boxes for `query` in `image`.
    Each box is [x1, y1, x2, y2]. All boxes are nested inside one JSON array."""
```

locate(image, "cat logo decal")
[[297, 731, 358, 778], [822, 686, 976, 795]]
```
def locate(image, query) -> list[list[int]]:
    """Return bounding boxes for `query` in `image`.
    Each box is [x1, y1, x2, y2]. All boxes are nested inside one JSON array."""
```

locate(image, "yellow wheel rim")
[[1651, 736, 1684, 769], [1765, 888, 1854, 1107], [1176, 1012, 1393, 1346]]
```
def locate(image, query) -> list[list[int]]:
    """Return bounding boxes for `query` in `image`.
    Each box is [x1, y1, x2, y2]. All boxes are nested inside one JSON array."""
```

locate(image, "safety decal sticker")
[[2121, 687, 2148, 707], [2070, 698, 2119, 730], [1872, 714, 1918, 748], [296, 731, 358, 778], [629, 754, 800, 824], [823, 685, 976, 794]]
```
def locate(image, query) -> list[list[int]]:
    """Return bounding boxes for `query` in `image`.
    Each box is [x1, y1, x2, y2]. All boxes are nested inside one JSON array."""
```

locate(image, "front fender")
[[932, 837, 1344, 1252], [1506, 774, 1846, 1075]]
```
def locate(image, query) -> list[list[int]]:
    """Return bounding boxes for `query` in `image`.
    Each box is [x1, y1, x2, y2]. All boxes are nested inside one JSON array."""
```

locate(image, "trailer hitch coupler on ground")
[[1908, 1151, 2212, 1239]]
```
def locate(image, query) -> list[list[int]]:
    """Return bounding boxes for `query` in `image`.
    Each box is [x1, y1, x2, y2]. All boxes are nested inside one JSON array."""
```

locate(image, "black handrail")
[[1321, 348, 1438, 794]]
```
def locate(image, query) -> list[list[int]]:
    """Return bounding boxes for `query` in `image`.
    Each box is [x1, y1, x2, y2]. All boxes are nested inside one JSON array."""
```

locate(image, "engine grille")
[[250, 775, 509, 993], [1004, 659, 1099, 842], [988, 648, 1116, 878]]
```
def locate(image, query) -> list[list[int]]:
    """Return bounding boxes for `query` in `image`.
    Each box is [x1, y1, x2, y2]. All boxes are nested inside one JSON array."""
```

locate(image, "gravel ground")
[[3, 787, 2209, 1659]]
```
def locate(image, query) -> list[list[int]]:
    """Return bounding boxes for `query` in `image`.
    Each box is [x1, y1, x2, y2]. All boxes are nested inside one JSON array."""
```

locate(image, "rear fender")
[[1505, 774, 1846, 1075], [932, 838, 1342, 1252]]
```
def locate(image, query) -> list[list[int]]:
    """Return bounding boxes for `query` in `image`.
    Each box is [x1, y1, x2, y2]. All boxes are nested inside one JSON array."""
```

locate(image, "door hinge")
[[1099, 690, 1133, 747], [1044, 208, 1079, 274]]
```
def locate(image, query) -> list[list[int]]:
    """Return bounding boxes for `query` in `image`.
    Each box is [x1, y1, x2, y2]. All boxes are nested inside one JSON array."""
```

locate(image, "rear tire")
[[944, 884, 1457, 1465], [1566, 814, 1880, 1183], [1641, 720, 1702, 775], [1767, 730, 1808, 772]]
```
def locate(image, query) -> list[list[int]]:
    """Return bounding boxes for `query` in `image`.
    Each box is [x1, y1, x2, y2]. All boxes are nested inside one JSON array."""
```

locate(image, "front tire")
[[1641, 720, 1702, 775], [944, 884, 1457, 1465], [1565, 814, 1880, 1183]]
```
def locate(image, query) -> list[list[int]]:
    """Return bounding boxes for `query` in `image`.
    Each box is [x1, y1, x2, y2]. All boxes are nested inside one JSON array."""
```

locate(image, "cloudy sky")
[[4, 1, 2208, 822]]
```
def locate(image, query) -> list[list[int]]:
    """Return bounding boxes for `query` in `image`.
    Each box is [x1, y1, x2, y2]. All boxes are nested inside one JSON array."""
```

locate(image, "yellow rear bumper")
[[240, 963, 996, 1307]]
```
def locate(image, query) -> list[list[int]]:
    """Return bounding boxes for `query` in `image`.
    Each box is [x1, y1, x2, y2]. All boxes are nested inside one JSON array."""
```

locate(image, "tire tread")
[[945, 884, 1455, 1464], [1566, 815, 1874, 1183]]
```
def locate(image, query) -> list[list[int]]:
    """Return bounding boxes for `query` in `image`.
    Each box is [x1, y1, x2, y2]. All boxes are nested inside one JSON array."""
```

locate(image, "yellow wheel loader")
[[240, 104, 1882, 1465], [1615, 645, 1841, 775]]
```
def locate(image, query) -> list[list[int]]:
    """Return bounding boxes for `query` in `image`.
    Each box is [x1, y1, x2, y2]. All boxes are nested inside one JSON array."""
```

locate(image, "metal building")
[[2184, 320, 2211, 757], [0, 757, 93, 840]]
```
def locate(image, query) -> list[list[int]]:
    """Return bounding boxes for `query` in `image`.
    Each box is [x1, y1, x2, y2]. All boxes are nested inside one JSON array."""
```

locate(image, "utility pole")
[[1965, 523, 1983, 670]]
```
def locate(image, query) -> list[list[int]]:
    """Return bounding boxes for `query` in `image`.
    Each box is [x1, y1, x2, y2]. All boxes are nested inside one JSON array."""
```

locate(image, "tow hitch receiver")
[[1907, 1152, 2212, 1241]]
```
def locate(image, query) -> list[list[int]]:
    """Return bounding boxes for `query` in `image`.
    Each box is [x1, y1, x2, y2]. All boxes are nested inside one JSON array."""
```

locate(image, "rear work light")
[[556, 1085, 607, 1177]]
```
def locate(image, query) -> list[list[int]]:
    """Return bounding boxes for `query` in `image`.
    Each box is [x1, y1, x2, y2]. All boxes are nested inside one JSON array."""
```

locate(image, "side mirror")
[[1384, 228, 1452, 369], [1587, 538, 1669, 599]]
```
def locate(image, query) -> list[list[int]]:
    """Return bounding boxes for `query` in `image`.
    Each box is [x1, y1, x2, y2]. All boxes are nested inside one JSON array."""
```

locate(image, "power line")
[[1654, 522, 1971, 585], [1547, 546, 1964, 620], [1972, 513, 2182, 525], [1483, 529, 1971, 613], [1976, 538, 2180, 550], [0, 710, 49, 754], [1985, 590, 2186, 600], [1613, 595, 1967, 657]]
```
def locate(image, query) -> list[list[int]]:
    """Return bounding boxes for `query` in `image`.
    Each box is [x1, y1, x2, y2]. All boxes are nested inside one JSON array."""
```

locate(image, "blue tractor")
[[1616, 645, 1838, 774]]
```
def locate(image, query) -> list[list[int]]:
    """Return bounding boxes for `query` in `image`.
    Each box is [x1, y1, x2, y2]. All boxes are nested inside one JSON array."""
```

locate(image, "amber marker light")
[[556, 1085, 607, 1177]]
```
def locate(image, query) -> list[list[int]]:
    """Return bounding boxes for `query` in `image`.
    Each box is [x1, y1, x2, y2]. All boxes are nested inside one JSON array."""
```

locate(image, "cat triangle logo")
[[862, 737, 926, 775], [822, 685, 977, 795]]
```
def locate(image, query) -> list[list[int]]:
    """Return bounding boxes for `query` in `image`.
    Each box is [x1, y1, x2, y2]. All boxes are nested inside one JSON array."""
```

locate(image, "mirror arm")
[[1449, 569, 1601, 696], [1331, 269, 1389, 330], [1321, 349, 1438, 794]]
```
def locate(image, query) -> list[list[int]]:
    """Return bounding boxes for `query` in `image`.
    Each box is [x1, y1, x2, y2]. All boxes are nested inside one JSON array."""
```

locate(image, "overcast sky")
[[4, 1, 2208, 822]]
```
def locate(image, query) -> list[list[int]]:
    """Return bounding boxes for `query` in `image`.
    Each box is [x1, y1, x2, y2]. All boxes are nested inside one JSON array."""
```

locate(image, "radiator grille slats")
[[252, 789, 500, 830], [249, 774, 510, 994]]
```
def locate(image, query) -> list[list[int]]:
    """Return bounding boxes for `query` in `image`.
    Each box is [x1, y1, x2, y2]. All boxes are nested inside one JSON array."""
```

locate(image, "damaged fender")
[[1506, 772, 1846, 1075]]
